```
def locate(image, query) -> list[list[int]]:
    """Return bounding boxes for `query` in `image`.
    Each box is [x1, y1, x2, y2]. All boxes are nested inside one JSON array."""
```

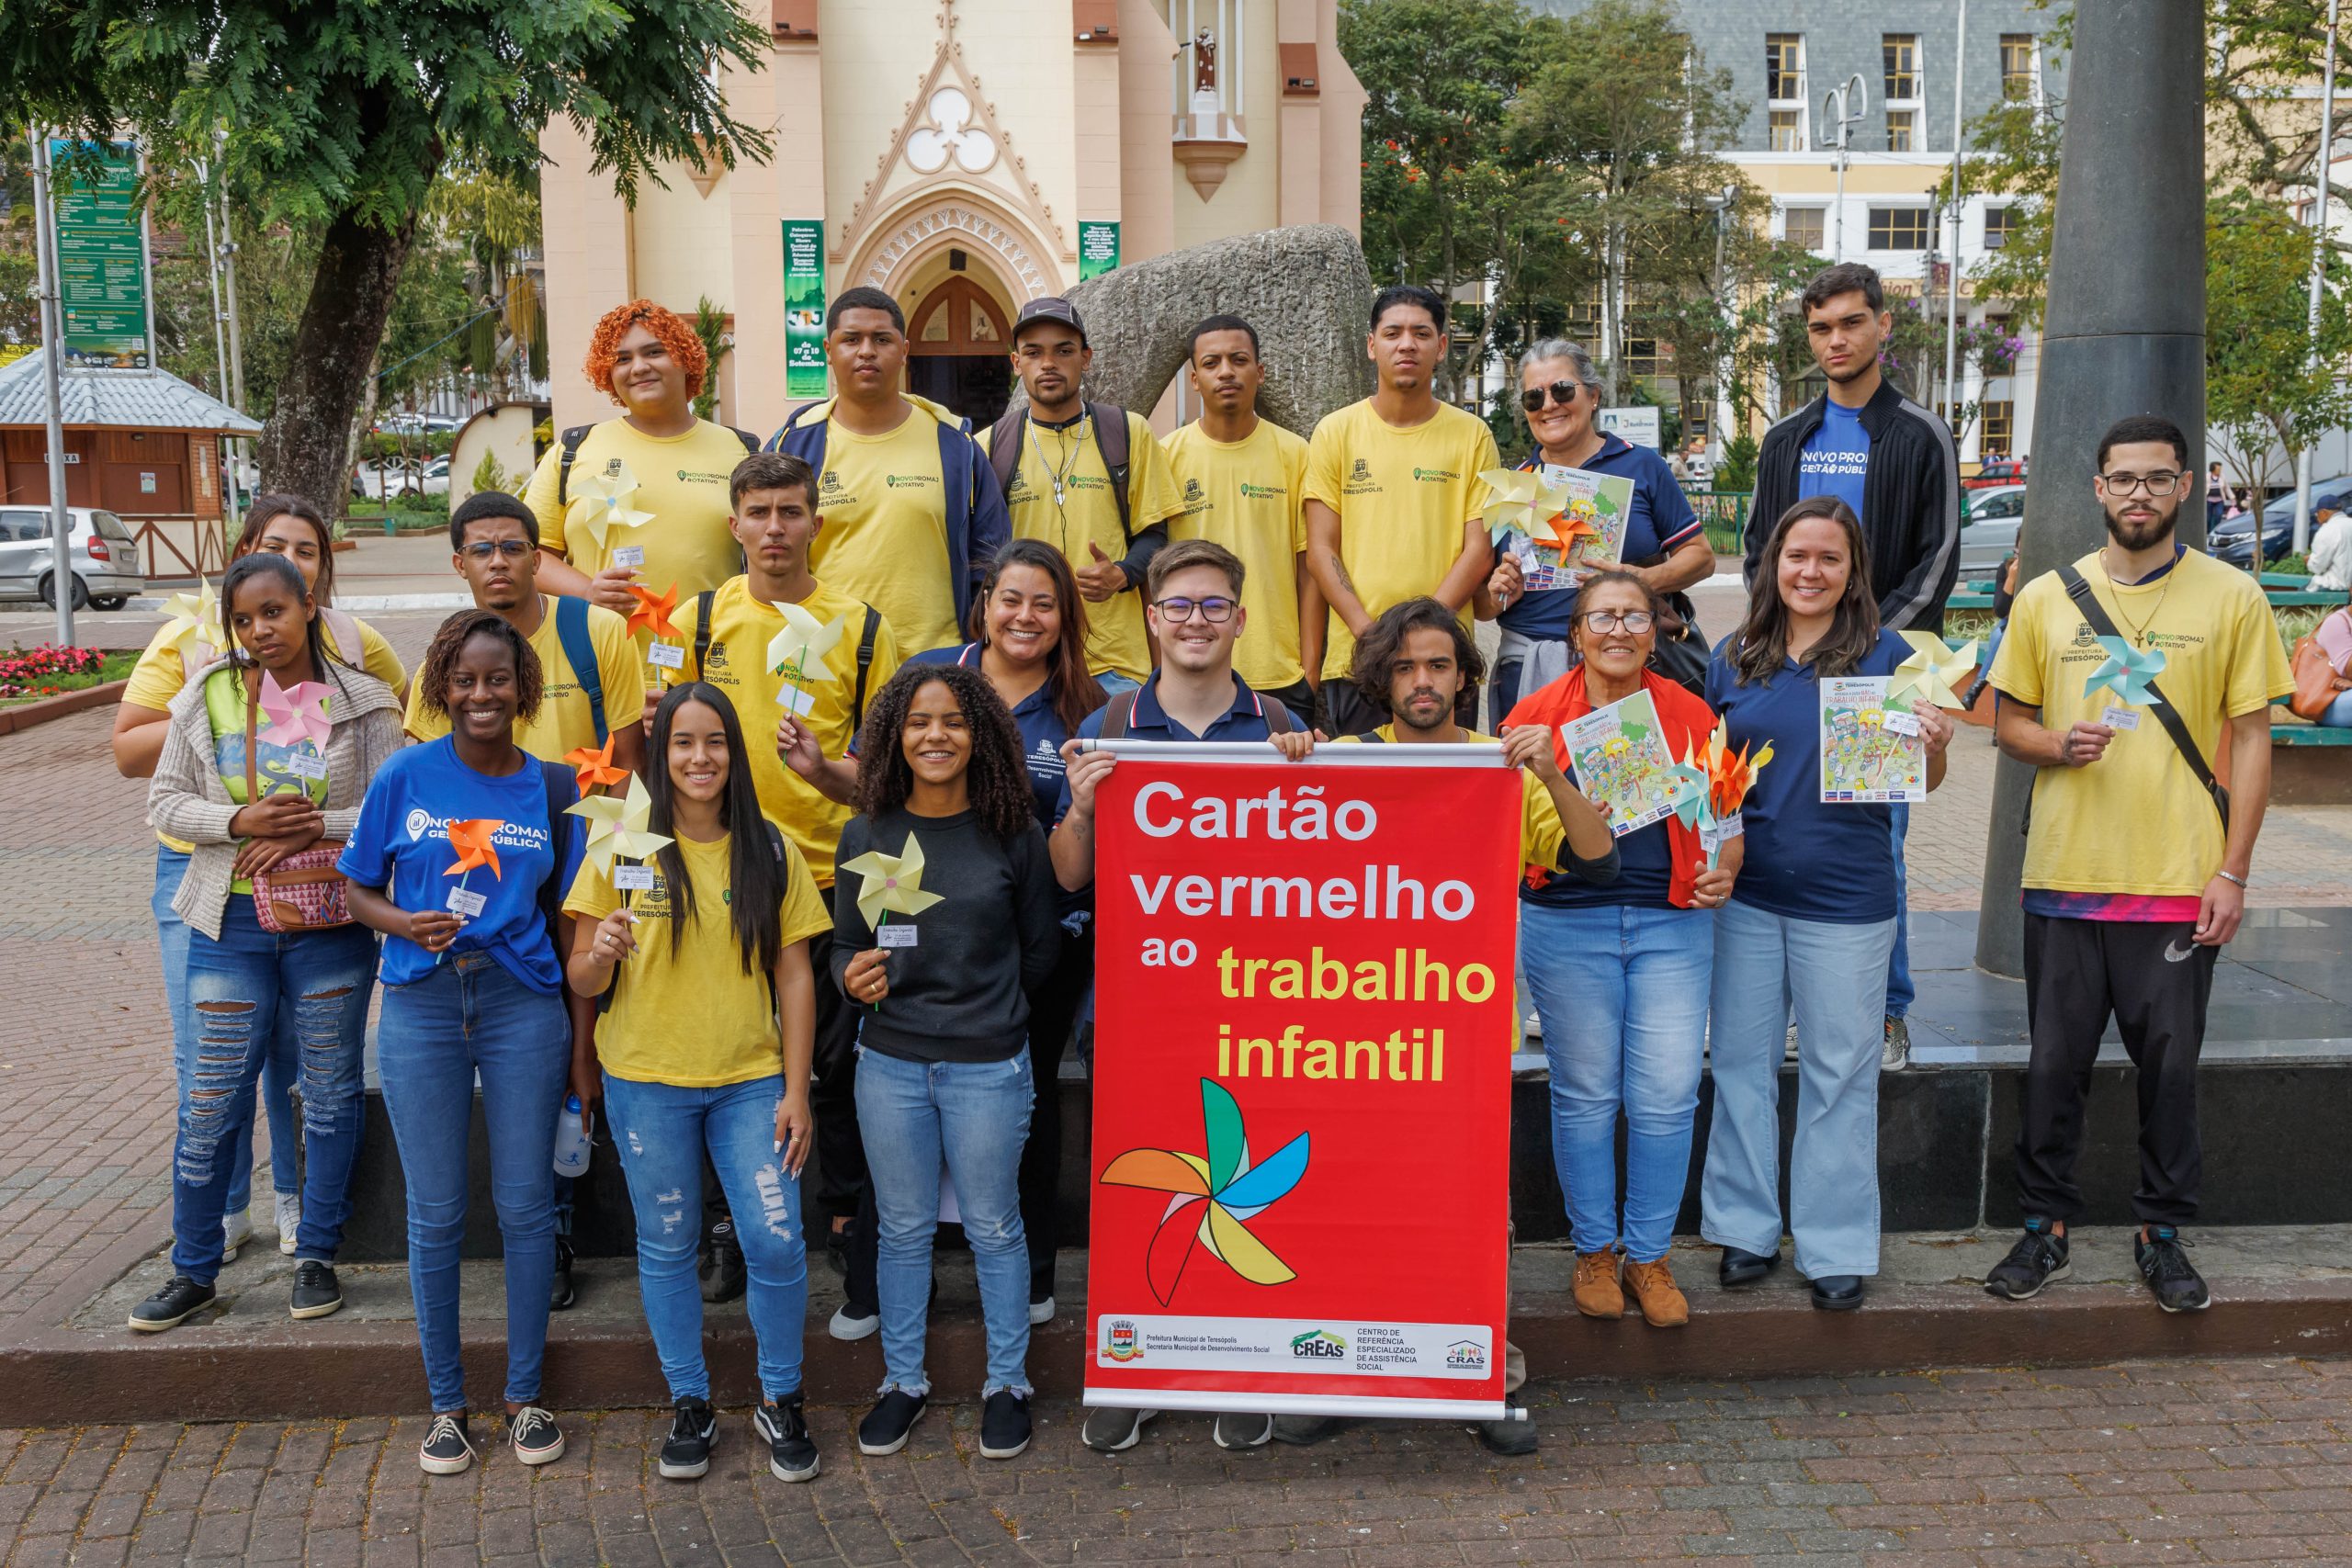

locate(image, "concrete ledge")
[[0, 678, 128, 737]]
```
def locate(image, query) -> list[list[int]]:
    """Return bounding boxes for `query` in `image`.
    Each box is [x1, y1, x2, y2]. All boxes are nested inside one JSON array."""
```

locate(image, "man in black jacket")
[[1744, 262, 1962, 1071]]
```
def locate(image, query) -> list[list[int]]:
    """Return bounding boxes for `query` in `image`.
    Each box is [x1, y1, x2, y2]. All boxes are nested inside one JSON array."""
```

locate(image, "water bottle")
[[552, 1095, 592, 1178]]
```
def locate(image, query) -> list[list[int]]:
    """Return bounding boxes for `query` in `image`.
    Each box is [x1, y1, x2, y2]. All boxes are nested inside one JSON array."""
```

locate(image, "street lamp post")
[[28, 130, 74, 649], [2293, 0, 2341, 558], [1944, 0, 1970, 440], [1820, 73, 1869, 262]]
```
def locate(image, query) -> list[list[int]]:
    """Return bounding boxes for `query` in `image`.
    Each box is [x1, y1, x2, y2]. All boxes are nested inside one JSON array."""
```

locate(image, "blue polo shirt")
[[1498, 434, 1702, 641], [1702, 627, 1911, 925], [1052, 670, 1284, 825], [908, 643, 1100, 829]]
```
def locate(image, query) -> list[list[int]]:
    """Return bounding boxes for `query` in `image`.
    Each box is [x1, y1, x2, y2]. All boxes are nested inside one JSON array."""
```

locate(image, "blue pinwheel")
[[1100, 1080, 1311, 1306], [2083, 636, 2166, 707]]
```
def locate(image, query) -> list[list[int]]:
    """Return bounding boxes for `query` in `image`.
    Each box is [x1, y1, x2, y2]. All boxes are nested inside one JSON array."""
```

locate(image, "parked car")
[[375, 412, 462, 437], [361, 455, 451, 499], [1965, 457, 2028, 490], [0, 506, 146, 610], [2208, 494, 2323, 568]]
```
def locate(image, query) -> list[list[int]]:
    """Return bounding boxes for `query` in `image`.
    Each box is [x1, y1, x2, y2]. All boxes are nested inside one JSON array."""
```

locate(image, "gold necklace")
[[2101, 546, 2175, 649]]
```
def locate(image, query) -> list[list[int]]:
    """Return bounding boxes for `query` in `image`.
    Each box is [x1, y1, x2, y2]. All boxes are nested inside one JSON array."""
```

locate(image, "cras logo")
[[1100, 1079, 1310, 1306], [1444, 1339, 1487, 1371], [1290, 1328, 1346, 1359]]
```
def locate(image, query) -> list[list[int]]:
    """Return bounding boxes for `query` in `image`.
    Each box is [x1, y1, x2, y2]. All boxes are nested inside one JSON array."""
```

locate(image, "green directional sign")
[[49, 139, 153, 368]]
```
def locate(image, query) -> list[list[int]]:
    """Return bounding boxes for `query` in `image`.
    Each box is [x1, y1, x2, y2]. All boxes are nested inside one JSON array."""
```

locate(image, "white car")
[[363, 455, 451, 499], [0, 505, 147, 610]]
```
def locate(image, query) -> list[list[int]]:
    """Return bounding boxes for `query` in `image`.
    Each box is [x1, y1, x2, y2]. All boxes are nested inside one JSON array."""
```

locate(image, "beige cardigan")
[[149, 655, 404, 940]]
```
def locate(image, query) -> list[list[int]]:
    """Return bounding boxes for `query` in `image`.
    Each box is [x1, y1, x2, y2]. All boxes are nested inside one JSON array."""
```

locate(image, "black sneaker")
[[2134, 1226, 2211, 1313], [856, 1388, 927, 1456], [128, 1275, 214, 1333], [699, 1217, 745, 1304], [755, 1394, 821, 1482], [289, 1260, 344, 1320], [659, 1397, 716, 1480], [1211, 1411, 1272, 1450], [419, 1412, 474, 1475], [1270, 1414, 1344, 1446], [979, 1390, 1032, 1461], [1474, 1409, 1539, 1456], [507, 1405, 565, 1466], [549, 1236, 576, 1313], [1080, 1404, 1156, 1452], [1984, 1219, 2071, 1300]]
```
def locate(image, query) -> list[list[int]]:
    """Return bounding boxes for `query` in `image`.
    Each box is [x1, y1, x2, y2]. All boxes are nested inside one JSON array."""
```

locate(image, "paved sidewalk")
[[4, 1359, 2351, 1565]]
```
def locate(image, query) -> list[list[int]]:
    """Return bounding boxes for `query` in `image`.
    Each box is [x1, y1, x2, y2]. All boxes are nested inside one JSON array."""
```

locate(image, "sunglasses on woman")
[[1521, 381, 1582, 412]]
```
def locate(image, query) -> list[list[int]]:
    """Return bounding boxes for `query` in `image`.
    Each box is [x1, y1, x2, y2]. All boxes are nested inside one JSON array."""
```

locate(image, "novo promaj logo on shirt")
[[676, 468, 731, 484], [1412, 467, 1459, 483], [1238, 481, 1285, 500], [884, 472, 939, 490]]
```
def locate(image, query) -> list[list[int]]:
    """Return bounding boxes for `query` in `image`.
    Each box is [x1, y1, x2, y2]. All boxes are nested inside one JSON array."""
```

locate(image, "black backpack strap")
[[555, 424, 594, 508], [536, 758, 572, 953], [851, 604, 880, 729], [691, 590, 717, 680], [2056, 564, 2229, 829], [988, 408, 1026, 502], [729, 426, 761, 458], [1100, 688, 1138, 740], [1089, 400, 1133, 543], [1259, 689, 1295, 734]]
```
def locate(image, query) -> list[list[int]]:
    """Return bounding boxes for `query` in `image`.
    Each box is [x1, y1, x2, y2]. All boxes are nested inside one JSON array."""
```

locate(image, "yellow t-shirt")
[[1303, 399, 1499, 681], [668, 576, 903, 887], [811, 410, 958, 655], [1164, 419, 1311, 692], [982, 409, 1184, 682], [1988, 548, 2293, 897], [125, 612, 406, 852], [526, 417, 752, 602], [401, 597, 647, 763], [564, 830, 832, 1088]]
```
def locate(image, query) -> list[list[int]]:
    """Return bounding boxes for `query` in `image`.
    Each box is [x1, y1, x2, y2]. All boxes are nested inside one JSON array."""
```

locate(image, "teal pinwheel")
[[1662, 745, 1712, 832], [1100, 1080, 1310, 1306], [2082, 636, 2166, 707]]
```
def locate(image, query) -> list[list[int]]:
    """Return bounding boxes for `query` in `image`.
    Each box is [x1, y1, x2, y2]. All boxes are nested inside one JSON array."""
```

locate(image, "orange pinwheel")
[[1544, 495, 1604, 558], [1698, 718, 1773, 819], [444, 819, 506, 881], [565, 734, 628, 795], [626, 581, 681, 641]]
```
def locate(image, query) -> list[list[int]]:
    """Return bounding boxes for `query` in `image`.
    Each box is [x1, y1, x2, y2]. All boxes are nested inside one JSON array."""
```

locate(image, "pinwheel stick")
[[869, 913, 888, 1011]]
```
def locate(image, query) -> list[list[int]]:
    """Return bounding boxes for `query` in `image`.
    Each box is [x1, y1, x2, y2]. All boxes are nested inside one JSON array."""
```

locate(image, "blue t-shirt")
[[1797, 400, 1871, 525], [1702, 627, 1911, 925], [909, 643, 1099, 829], [339, 738, 581, 991], [1498, 434, 1703, 641]]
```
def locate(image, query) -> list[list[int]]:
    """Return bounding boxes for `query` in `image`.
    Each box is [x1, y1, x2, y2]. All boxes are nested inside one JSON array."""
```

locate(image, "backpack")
[[689, 591, 884, 730], [550, 594, 607, 745], [556, 423, 761, 507], [534, 757, 576, 955], [987, 401, 1133, 543], [1097, 682, 1295, 739]]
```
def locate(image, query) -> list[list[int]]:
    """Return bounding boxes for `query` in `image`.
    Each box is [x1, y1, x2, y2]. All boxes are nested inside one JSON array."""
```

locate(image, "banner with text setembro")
[[1083, 746, 1520, 1421]]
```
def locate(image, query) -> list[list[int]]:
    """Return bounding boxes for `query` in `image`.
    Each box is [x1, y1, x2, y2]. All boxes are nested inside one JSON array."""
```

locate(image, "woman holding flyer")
[[831, 662, 1061, 1464], [564, 682, 831, 1484], [340, 611, 581, 1475], [1502, 570, 1736, 1329], [1700, 499, 1952, 1311], [1476, 342, 1712, 727], [137, 552, 401, 1335]]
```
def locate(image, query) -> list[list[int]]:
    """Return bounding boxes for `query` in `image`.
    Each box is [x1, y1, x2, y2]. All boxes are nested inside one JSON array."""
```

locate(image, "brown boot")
[[1572, 1250, 1623, 1319], [1622, 1258, 1690, 1328]]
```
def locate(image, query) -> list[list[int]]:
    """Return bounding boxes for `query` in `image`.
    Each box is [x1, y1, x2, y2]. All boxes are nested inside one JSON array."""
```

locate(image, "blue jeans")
[[603, 1072, 808, 1404], [154, 846, 297, 1220], [1701, 899, 1897, 1279], [170, 897, 375, 1281], [854, 1043, 1034, 1397], [1884, 806, 1912, 1021], [1521, 901, 1711, 1261], [377, 953, 569, 1413], [2325, 689, 2352, 727]]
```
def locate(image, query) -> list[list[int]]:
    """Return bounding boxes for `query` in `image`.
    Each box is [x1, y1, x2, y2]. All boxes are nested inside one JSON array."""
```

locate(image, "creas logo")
[[1100, 1078, 1310, 1306], [1290, 1328, 1346, 1359]]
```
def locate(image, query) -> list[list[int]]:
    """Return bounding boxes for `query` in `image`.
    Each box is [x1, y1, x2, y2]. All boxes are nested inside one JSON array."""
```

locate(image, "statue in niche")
[[1193, 28, 1217, 95]]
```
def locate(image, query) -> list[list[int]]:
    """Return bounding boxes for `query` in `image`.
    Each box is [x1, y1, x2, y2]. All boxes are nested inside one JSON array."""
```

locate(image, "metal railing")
[[1689, 491, 1751, 554]]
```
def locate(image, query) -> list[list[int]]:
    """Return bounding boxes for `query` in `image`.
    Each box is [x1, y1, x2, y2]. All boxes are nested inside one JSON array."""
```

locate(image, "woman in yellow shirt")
[[565, 682, 828, 1484], [110, 493, 409, 1264]]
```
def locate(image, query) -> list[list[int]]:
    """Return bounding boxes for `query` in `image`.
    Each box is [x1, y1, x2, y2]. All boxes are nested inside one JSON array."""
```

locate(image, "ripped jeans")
[[170, 897, 376, 1282], [603, 1072, 808, 1404]]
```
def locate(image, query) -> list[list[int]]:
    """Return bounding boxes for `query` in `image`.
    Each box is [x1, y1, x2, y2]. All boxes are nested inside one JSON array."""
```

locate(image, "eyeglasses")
[[1578, 610, 1656, 634], [459, 539, 535, 560], [1521, 381, 1582, 412], [1152, 595, 1237, 624], [2098, 470, 2184, 496]]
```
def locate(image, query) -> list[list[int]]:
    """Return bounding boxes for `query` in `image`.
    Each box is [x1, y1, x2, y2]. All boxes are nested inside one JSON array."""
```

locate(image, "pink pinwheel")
[[257, 671, 334, 750]]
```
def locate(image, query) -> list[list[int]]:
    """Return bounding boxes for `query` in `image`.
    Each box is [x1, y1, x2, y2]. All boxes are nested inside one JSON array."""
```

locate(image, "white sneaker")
[[274, 1191, 301, 1257], [1028, 1294, 1057, 1326], [830, 1303, 879, 1341], [222, 1211, 254, 1264], [1522, 1010, 1543, 1039]]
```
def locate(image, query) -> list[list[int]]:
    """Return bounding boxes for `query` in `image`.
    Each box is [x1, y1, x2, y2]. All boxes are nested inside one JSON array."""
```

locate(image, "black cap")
[[1012, 295, 1088, 345]]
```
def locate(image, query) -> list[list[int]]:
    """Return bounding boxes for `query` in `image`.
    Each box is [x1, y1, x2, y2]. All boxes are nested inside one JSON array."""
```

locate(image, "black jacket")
[[1743, 378, 1962, 633]]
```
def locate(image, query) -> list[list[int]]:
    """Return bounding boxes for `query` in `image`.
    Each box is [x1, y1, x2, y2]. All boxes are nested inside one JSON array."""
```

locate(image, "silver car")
[[1958, 485, 2024, 580], [0, 505, 148, 610]]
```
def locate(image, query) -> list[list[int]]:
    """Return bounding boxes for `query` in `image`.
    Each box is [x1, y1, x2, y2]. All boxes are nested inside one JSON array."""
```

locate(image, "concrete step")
[[11, 1227, 2352, 1427]]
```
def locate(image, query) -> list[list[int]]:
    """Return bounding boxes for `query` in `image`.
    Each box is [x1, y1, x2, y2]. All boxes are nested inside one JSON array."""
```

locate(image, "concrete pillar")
[[1973, 0, 2205, 977]]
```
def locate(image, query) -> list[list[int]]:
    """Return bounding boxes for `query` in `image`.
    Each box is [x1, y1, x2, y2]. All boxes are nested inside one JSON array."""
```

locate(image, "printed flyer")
[[1086, 750, 1519, 1420], [1819, 676, 1928, 803], [1499, 463, 1636, 591], [1560, 689, 1679, 836]]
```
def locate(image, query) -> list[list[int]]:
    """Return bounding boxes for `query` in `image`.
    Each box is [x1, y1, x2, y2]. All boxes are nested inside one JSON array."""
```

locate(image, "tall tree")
[[2205, 189, 2352, 524], [4, 0, 770, 513]]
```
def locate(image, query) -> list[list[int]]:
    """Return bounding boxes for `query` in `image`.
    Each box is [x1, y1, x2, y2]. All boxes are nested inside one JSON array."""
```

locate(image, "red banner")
[[1084, 751, 1521, 1418]]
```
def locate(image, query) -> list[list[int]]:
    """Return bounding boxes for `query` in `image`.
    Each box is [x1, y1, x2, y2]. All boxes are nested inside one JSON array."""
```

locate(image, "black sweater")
[[831, 807, 1061, 1063]]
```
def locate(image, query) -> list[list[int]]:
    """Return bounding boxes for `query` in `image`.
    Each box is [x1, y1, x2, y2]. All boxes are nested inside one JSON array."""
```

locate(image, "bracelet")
[[2216, 870, 2249, 889]]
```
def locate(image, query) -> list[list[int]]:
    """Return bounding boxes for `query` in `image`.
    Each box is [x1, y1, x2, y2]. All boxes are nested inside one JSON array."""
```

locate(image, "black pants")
[[2018, 913, 2218, 1225], [1019, 924, 1093, 1302]]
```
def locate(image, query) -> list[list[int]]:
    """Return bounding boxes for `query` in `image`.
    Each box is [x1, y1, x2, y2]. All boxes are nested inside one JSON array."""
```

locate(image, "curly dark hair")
[[853, 663, 1035, 842], [1348, 596, 1485, 715], [415, 608, 545, 725]]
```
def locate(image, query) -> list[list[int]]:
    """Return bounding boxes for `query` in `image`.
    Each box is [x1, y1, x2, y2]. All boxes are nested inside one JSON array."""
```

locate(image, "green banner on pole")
[[1079, 220, 1121, 281], [49, 138, 152, 368], [783, 220, 828, 399]]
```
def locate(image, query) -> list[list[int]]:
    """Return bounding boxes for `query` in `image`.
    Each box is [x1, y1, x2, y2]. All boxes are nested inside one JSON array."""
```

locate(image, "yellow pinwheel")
[[1885, 630, 1982, 709], [767, 603, 845, 690], [565, 774, 669, 874], [841, 832, 945, 931], [158, 579, 224, 669], [568, 460, 655, 556], [1476, 468, 1574, 548]]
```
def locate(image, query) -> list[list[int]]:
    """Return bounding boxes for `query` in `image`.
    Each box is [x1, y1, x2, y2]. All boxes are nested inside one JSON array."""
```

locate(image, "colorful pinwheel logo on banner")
[[565, 734, 628, 795], [256, 671, 334, 751], [1476, 468, 1573, 550], [1886, 630, 1981, 709], [2083, 636, 2166, 707], [568, 461, 655, 558], [1100, 1079, 1311, 1306]]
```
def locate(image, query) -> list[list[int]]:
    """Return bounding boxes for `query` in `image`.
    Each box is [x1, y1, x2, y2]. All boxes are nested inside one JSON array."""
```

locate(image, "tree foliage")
[[2204, 189, 2352, 518]]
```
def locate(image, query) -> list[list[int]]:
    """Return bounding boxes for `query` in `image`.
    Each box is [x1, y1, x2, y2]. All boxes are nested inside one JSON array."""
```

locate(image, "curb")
[[0, 678, 128, 737]]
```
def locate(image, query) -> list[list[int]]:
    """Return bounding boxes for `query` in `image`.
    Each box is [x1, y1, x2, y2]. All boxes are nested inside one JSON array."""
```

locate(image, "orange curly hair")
[[583, 299, 707, 403]]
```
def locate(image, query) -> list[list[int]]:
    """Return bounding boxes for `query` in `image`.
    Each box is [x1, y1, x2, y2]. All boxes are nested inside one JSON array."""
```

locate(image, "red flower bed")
[[0, 644, 106, 700]]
